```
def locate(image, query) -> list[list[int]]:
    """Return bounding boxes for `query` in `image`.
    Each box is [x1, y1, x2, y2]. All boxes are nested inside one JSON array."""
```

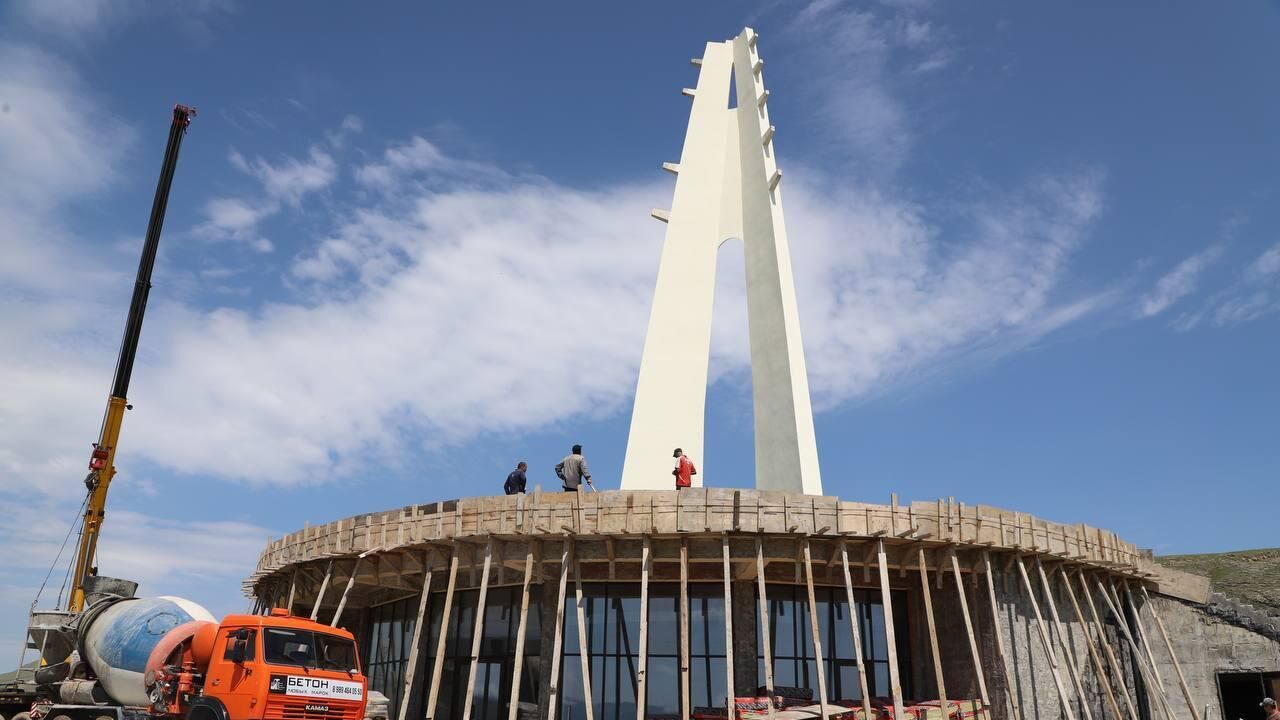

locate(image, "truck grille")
[[264, 700, 362, 720]]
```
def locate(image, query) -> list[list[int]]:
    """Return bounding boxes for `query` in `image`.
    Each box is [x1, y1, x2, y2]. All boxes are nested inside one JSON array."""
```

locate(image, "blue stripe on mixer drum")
[[96, 599, 195, 673]]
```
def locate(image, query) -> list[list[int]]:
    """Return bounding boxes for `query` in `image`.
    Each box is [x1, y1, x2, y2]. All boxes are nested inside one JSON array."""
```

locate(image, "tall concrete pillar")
[[621, 28, 822, 495]]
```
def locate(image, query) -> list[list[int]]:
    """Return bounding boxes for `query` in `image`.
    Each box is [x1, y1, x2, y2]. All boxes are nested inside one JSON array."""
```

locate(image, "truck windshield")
[[264, 628, 358, 672]]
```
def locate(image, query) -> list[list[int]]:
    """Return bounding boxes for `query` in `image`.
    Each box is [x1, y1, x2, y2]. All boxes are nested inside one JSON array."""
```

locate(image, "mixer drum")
[[81, 596, 216, 706]]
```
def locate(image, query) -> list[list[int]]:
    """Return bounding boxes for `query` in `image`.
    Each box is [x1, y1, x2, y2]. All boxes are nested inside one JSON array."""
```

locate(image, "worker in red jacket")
[[672, 448, 697, 489]]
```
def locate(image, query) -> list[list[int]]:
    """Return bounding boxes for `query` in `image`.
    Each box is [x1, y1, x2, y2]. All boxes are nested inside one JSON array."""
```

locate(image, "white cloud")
[[230, 146, 337, 206], [1137, 244, 1224, 318], [785, 0, 952, 173], [1210, 242, 1280, 326], [5, 0, 137, 39], [354, 136, 515, 191], [194, 145, 339, 251], [0, 498, 271, 638]]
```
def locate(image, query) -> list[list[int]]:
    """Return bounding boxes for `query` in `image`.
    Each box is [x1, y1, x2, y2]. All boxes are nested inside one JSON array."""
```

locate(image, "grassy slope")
[[1159, 548, 1280, 617]]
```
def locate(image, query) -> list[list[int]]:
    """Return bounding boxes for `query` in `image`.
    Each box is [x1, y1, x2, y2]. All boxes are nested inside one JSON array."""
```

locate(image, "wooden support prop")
[[330, 557, 362, 627], [1035, 559, 1094, 720], [839, 540, 874, 720], [546, 542, 572, 720], [722, 534, 735, 720], [802, 539, 830, 711], [507, 543, 537, 720], [1120, 581, 1167, 696], [424, 548, 460, 720], [917, 548, 949, 714], [1077, 574, 1140, 720], [950, 553, 990, 717], [1058, 567, 1124, 720], [755, 537, 777, 720], [310, 559, 334, 621], [1013, 556, 1077, 720], [286, 570, 298, 615], [461, 540, 495, 720], [1094, 577, 1176, 720], [680, 538, 691, 720], [1140, 585, 1202, 720], [637, 536, 651, 720], [574, 543, 596, 720], [877, 540, 906, 720], [398, 549, 435, 720]]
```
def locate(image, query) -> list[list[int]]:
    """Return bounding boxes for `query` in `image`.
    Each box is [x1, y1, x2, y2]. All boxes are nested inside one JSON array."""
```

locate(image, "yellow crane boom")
[[69, 104, 196, 612]]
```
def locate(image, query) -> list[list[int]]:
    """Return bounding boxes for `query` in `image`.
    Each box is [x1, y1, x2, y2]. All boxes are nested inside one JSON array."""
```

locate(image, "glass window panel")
[[481, 599, 508, 655], [768, 596, 794, 659], [563, 594, 581, 657], [561, 660, 584, 720], [524, 591, 543, 650], [613, 594, 641, 657], [868, 601, 885, 662], [589, 593, 606, 655], [647, 587, 679, 657], [689, 590, 725, 657], [831, 596, 854, 659], [689, 657, 726, 710], [872, 662, 889, 699], [646, 656, 680, 716], [837, 664, 863, 701]]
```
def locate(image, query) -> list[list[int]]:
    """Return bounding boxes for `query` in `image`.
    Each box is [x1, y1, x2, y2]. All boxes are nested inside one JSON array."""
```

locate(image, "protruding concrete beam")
[[650, 208, 671, 223], [681, 87, 696, 98], [761, 126, 775, 146], [690, 58, 702, 66], [757, 90, 770, 108], [768, 169, 782, 191], [662, 162, 680, 175], [752, 59, 764, 75]]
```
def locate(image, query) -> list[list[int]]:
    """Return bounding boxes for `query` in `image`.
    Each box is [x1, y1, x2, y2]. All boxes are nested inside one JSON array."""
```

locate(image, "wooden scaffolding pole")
[[462, 540, 495, 720], [574, 543, 596, 720], [680, 538, 691, 720], [424, 548, 460, 720], [802, 539, 830, 711], [722, 534, 735, 719], [310, 559, 334, 621], [1140, 585, 1202, 720], [982, 552, 1023, 720], [286, 570, 298, 615], [1014, 556, 1077, 720], [1056, 567, 1123, 720], [1034, 558, 1094, 720], [1119, 582, 1168, 697], [399, 549, 435, 720], [636, 536, 652, 720], [877, 540, 906, 720], [917, 548, 949, 714], [839, 541, 874, 720], [949, 553, 990, 717], [331, 557, 363, 627], [506, 543, 537, 720], [546, 541, 572, 720], [755, 537, 777, 720], [1094, 577, 1176, 720], [1077, 574, 1140, 720]]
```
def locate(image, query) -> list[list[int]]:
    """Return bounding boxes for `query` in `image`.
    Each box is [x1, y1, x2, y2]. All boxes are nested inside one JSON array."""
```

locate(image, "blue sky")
[[2, 0, 1279, 662]]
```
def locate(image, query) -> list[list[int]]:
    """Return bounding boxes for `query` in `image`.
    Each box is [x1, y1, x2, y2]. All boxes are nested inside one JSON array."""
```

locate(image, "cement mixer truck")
[[9, 577, 366, 720]]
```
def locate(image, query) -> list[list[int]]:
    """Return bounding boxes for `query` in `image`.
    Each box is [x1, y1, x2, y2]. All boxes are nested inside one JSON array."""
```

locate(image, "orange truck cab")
[[153, 610, 367, 720]]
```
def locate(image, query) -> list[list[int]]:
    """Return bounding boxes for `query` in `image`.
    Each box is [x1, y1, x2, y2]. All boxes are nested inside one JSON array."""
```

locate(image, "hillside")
[[1159, 548, 1280, 617]]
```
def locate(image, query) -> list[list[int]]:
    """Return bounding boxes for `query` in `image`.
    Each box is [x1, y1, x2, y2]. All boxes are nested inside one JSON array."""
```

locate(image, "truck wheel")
[[50, 714, 73, 720], [12, 713, 30, 720]]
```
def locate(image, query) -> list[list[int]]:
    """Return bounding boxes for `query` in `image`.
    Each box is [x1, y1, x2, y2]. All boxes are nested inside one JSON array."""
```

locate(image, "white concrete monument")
[[621, 28, 823, 495]]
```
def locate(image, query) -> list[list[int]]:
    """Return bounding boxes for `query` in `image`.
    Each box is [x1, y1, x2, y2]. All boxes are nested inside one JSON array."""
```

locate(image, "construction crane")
[[68, 104, 196, 612]]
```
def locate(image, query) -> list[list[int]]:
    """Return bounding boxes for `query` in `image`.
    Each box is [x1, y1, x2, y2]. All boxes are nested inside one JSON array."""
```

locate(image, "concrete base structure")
[[242, 490, 1275, 720]]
